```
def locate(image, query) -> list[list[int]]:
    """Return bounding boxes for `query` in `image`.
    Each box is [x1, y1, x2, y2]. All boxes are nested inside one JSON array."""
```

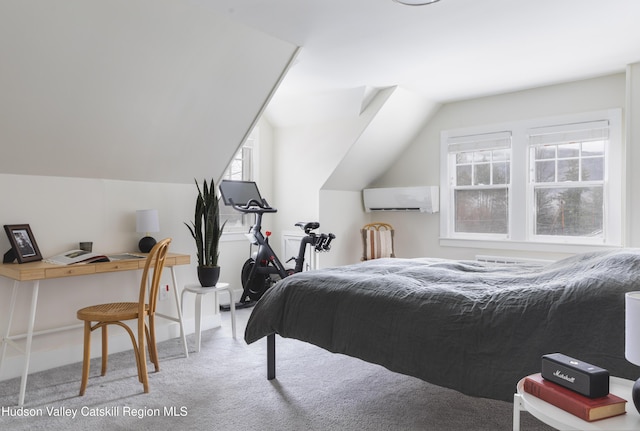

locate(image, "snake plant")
[[185, 179, 225, 267]]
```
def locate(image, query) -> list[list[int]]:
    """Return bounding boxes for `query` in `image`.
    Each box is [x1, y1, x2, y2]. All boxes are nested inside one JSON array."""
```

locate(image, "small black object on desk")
[[138, 236, 157, 253]]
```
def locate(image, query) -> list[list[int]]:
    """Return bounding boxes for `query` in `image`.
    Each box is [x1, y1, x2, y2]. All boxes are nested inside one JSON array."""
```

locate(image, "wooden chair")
[[77, 237, 171, 395], [361, 222, 395, 261]]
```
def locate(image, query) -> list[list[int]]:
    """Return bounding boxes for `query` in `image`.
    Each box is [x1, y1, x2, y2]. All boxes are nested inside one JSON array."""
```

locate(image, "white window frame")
[[220, 128, 258, 238], [445, 131, 512, 241], [440, 109, 623, 253]]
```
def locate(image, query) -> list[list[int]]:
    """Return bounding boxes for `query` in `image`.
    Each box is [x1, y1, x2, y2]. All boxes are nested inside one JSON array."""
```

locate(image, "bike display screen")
[[219, 180, 264, 206]]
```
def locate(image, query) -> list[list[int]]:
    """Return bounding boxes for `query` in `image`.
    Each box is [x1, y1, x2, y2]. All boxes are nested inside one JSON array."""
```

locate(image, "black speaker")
[[541, 353, 609, 398], [138, 236, 157, 253]]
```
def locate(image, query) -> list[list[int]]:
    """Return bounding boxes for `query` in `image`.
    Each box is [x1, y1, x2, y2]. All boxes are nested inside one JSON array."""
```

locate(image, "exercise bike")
[[219, 180, 335, 305]]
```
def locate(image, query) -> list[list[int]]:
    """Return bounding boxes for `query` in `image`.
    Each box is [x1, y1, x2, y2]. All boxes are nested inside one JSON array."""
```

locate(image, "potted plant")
[[185, 178, 226, 287]]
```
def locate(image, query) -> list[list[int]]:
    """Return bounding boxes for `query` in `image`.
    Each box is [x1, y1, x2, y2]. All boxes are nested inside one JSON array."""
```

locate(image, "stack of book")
[[523, 373, 627, 422]]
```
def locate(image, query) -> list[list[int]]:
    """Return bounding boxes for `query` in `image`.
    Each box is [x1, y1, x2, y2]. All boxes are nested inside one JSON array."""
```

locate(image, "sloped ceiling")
[[0, 0, 297, 183], [205, 0, 640, 191], [4, 1, 639, 190], [323, 86, 439, 191], [209, 0, 640, 121]]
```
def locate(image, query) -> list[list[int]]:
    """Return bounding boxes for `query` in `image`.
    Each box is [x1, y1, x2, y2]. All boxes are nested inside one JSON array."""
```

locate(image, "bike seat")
[[295, 222, 320, 232]]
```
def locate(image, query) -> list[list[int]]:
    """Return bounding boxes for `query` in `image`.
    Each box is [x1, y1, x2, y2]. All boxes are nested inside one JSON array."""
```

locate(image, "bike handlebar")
[[314, 232, 336, 251], [232, 198, 278, 214]]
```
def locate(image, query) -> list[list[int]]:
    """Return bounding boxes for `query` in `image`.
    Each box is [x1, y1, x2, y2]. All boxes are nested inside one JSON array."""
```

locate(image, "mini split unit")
[[362, 186, 439, 213]]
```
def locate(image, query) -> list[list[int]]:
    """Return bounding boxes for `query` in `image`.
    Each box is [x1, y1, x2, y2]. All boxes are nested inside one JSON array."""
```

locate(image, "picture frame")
[[3, 224, 43, 264]]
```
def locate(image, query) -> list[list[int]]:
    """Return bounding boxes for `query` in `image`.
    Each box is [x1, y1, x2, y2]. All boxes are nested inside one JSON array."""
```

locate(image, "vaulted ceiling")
[[207, 0, 640, 126], [2, 0, 639, 186], [204, 0, 640, 191]]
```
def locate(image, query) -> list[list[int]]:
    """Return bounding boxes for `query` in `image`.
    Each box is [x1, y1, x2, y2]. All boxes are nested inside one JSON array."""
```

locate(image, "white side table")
[[514, 376, 640, 430], [181, 283, 236, 352]]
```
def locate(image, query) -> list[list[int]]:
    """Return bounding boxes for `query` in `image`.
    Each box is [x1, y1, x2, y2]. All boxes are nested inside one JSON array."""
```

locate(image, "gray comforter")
[[244, 250, 640, 401]]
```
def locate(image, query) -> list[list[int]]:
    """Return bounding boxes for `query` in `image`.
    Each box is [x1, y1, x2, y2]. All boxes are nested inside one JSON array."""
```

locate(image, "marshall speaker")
[[541, 353, 610, 398]]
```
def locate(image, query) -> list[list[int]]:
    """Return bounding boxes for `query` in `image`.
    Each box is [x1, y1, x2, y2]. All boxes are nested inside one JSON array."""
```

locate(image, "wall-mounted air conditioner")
[[362, 186, 439, 213]]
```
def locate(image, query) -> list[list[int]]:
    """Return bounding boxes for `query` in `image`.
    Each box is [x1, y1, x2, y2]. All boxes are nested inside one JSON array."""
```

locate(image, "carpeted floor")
[[0, 309, 553, 430]]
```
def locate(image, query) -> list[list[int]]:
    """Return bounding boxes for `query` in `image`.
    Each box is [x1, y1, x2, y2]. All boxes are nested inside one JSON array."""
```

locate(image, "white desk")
[[0, 253, 190, 406], [514, 376, 640, 430]]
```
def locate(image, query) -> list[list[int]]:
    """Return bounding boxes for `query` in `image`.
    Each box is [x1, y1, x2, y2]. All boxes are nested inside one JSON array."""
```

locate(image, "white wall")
[[271, 118, 367, 234], [271, 73, 631, 264], [0, 173, 265, 380], [626, 63, 640, 246], [269, 91, 399, 262], [0, 176, 181, 378], [319, 190, 367, 266], [373, 73, 629, 260]]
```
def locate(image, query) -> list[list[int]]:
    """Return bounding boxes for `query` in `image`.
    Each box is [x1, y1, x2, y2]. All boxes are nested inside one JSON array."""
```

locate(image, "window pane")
[[535, 160, 555, 182], [456, 165, 472, 186], [220, 132, 255, 230], [557, 159, 579, 181], [582, 140, 605, 156], [534, 186, 603, 237], [227, 159, 243, 180], [456, 152, 472, 164], [493, 162, 509, 184], [535, 145, 556, 160], [473, 150, 491, 163], [492, 149, 509, 162], [474, 163, 490, 185], [557, 143, 580, 158], [581, 157, 604, 181], [454, 188, 508, 234]]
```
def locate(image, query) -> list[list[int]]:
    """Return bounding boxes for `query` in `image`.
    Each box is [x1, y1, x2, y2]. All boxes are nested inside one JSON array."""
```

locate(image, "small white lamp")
[[625, 291, 640, 412], [136, 209, 160, 253]]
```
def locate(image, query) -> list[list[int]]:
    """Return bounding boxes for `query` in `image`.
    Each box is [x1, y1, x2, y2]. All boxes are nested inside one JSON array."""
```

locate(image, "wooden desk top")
[[0, 253, 191, 281]]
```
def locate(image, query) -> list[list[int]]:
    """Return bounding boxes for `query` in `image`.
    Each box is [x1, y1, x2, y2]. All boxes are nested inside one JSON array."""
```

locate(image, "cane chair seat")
[[77, 302, 150, 323]]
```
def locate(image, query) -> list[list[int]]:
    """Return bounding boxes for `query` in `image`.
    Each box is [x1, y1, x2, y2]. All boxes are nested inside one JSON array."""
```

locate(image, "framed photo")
[[4, 224, 42, 264]]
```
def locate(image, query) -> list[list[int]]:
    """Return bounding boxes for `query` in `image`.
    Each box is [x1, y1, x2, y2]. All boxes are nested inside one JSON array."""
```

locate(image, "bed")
[[244, 249, 640, 401]]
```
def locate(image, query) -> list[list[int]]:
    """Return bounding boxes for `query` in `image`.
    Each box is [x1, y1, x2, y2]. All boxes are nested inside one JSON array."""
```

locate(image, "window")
[[529, 121, 608, 240], [219, 129, 256, 231], [449, 132, 511, 236], [440, 110, 622, 251]]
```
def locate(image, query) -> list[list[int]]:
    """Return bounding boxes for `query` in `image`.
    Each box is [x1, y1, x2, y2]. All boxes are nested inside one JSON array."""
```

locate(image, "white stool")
[[181, 283, 236, 352]]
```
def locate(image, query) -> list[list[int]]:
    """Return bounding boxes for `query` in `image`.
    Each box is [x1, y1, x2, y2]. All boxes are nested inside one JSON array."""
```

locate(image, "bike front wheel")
[[240, 258, 273, 302]]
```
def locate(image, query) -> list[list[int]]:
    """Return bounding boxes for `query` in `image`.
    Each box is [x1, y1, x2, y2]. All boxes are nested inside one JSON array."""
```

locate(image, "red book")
[[523, 373, 626, 422]]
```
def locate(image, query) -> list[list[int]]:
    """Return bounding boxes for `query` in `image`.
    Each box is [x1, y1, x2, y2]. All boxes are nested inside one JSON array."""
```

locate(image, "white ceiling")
[[202, 0, 640, 126], [2, 1, 638, 185]]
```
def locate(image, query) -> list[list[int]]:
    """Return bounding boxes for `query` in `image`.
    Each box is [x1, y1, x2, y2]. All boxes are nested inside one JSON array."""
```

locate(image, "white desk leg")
[[0, 281, 20, 382], [513, 393, 524, 431], [170, 267, 188, 358], [18, 280, 40, 406]]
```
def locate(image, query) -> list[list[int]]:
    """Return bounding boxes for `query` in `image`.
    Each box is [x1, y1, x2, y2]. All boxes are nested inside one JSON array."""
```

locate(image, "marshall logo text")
[[553, 369, 576, 383]]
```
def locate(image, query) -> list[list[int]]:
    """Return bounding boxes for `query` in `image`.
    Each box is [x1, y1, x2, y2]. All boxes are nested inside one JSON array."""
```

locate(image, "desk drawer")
[[45, 265, 96, 278], [95, 261, 140, 273]]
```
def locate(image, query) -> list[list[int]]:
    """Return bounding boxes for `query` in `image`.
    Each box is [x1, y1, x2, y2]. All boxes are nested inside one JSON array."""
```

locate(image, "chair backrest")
[[138, 238, 172, 316], [361, 223, 395, 261]]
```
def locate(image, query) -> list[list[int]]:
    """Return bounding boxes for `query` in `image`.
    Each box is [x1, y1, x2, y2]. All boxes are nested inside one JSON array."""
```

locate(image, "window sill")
[[439, 237, 622, 254]]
